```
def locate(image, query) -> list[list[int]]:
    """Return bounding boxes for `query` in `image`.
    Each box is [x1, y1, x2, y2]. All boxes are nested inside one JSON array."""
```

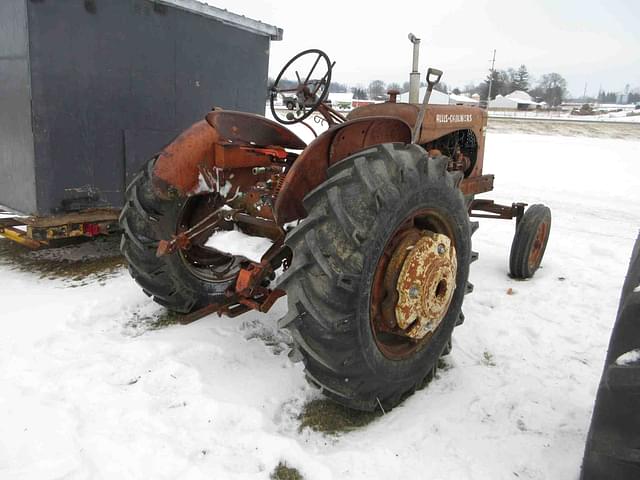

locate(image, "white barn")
[[398, 87, 451, 105], [489, 90, 542, 110], [449, 93, 479, 106], [398, 88, 479, 106]]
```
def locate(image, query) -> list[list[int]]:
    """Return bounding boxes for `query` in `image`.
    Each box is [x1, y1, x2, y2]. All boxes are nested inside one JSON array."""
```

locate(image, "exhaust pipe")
[[408, 33, 421, 104]]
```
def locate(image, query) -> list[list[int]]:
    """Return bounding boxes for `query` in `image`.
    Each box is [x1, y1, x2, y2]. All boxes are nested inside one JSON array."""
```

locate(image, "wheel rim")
[[176, 194, 244, 283], [527, 221, 549, 271], [370, 208, 458, 360]]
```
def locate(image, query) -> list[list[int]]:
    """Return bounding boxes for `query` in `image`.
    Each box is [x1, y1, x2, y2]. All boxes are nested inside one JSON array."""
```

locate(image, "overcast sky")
[[206, 0, 639, 97]]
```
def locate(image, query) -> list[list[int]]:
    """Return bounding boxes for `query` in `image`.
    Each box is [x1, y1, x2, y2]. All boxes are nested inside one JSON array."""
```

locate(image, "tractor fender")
[[274, 116, 412, 223], [152, 111, 306, 199], [152, 120, 218, 198]]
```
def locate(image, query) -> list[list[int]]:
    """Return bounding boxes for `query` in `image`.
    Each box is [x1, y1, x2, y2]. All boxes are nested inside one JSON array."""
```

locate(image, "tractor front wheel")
[[509, 204, 551, 279], [278, 143, 471, 411]]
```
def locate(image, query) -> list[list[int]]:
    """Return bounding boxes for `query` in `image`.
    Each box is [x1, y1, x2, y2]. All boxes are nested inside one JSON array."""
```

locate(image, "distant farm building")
[[398, 88, 451, 105], [397, 88, 479, 106], [489, 90, 543, 110], [616, 92, 630, 104], [449, 93, 479, 106]]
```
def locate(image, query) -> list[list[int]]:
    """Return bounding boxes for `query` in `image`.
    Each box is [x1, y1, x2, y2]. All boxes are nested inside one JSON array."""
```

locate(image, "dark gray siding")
[[25, 0, 270, 215], [0, 0, 37, 214]]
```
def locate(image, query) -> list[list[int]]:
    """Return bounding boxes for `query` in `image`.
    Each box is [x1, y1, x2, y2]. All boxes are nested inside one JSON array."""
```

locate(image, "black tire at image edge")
[[581, 232, 640, 480]]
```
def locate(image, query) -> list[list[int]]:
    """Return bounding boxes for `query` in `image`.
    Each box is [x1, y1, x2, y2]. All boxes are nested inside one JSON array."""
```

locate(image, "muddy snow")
[[1, 130, 639, 480]]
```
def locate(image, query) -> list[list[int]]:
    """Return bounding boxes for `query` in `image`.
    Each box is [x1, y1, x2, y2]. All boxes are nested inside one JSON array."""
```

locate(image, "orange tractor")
[[120, 49, 551, 411]]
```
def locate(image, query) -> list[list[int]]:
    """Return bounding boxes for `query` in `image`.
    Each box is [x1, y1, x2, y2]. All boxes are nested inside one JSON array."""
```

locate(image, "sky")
[[205, 0, 640, 97]]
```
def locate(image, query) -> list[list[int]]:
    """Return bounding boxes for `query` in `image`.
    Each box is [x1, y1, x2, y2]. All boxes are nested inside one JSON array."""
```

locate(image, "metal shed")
[[0, 0, 282, 221]]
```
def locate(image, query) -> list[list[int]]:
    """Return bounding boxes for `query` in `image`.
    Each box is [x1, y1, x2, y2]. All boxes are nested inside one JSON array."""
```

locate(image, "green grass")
[[298, 399, 382, 434], [482, 350, 496, 367], [126, 309, 186, 334], [0, 236, 124, 282], [270, 462, 303, 480]]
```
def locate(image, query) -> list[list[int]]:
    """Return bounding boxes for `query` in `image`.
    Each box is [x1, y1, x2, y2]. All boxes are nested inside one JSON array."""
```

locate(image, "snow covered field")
[[488, 117, 640, 141], [1, 130, 639, 479], [488, 109, 640, 123]]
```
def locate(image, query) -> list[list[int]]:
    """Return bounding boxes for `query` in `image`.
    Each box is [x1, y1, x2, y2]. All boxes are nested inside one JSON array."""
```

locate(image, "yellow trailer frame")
[[0, 208, 120, 249]]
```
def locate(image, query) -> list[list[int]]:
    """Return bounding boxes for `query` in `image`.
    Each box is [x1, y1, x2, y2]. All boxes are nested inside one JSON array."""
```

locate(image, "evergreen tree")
[[482, 69, 509, 99], [505, 68, 516, 92], [512, 65, 530, 91], [351, 87, 368, 100], [597, 89, 605, 103], [597, 90, 618, 103]]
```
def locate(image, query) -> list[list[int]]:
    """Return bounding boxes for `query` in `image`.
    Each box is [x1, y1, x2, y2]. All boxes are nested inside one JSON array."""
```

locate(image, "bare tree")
[[387, 82, 402, 92], [329, 82, 348, 93], [368, 80, 386, 100], [463, 83, 483, 96], [536, 73, 568, 106], [433, 82, 449, 94]]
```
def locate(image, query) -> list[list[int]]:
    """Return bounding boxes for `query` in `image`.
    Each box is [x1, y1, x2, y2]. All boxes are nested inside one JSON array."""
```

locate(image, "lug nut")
[[437, 243, 446, 254]]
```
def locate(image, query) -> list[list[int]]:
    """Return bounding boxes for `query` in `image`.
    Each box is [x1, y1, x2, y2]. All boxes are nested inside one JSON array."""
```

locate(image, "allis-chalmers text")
[[435, 114, 473, 123]]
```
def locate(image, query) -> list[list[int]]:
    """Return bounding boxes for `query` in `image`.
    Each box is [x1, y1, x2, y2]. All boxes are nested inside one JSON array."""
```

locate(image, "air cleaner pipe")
[[408, 33, 421, 104]]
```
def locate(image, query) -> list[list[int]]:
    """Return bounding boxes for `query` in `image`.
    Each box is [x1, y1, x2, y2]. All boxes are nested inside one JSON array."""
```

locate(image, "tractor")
[[120, 48, 551, 411]]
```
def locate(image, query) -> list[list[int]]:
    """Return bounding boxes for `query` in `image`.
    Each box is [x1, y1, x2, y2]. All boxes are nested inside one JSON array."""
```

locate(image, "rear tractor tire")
[[119, 156, 243, 313], [509, 204, 551, 279], [277, 143, 472, 411]]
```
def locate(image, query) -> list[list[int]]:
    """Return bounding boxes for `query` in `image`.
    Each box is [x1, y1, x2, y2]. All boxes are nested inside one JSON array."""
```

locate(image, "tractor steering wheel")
[[269, 49, 333, 125]]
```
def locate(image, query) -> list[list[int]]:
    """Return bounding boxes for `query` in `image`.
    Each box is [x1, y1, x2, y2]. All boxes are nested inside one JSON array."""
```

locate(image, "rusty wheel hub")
[[176, 193, 243, 282], [395, 231, 457, 339], [371, 213, 458, 359], [528, 221, 548, 271]]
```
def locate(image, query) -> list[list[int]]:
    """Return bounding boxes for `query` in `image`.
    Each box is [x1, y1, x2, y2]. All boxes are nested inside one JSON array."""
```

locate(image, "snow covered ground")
[[487, 117, 640, 141], [1, 129, 639, 479], [488, 109, 640, 123]]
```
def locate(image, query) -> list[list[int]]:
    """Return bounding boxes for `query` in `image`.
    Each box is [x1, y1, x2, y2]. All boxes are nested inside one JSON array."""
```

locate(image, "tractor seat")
[[206, 110, 307, 150]]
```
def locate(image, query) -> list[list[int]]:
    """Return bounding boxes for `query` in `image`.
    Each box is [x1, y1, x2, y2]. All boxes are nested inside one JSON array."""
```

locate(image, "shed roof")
[[159, 0, 283, 40], [449, 93, 479, 104], [507, 90, 533, 101], [398, 87, 450, 105]]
